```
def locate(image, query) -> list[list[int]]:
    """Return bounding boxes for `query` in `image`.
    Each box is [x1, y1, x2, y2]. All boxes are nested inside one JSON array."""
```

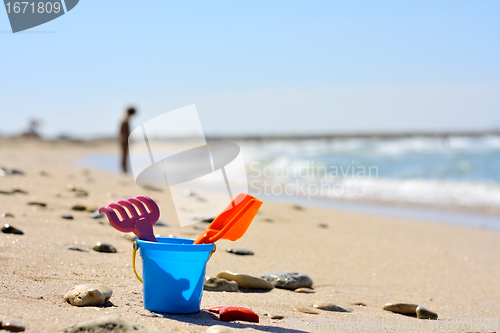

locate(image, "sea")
[[80, 135, 500, 230]]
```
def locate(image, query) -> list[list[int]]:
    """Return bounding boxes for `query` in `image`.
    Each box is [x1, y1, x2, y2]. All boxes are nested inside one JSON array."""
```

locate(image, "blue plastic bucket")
[[133, 237, 215, 314]]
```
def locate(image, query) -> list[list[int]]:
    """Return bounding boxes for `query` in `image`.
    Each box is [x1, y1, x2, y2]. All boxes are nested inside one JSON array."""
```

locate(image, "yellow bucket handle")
[[132, 241, 216, 284]]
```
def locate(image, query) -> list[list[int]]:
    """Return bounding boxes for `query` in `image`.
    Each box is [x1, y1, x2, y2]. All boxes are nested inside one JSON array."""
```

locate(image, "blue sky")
[[1, 1, 500, 138]]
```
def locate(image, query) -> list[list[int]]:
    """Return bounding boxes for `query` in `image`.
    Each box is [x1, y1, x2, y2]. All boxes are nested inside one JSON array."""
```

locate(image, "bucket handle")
[[132, 241, 217, 283]]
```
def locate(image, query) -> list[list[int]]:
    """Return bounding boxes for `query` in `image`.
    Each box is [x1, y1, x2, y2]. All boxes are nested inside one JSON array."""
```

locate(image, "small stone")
[[28, 201, 47, 207], [312, 302, 352, 312], [93, 242, 117, 253], [68, 186, 89, 197], [2, 224, 23, 235], [216, 271, 274, 290], [261, 272, 313, 290], [1, 321, 25, 332], [416, 305, 438, 320], [292, 305, 319, 314], [58, 315, 157, 333], [86, 205, 98, 213], [264, 313, 284, 320], [263, 218, 274, 222], [351, 302, 366, 306], [192, 225, 206, 230], [205, 325, 239, 333], [39, 171, 50, 177], [291, 204, 304, 211], [122, 233, 137, 242], [9, 169, 24, 175], [383, 303, 418, 315], [71, 204, 87, 211], [0, 190, 12, 195], [11, 188, 28, 195], [67, 247, 88, 252], [269, 314, 284, 320], [156, 220, 168, 227], [294, 287, 315, 293], [226, 248, 254, 256], [62, 214, 74, 220], [64, 284, 113, 306], [204, 277, 238, 292], [2, 212, 14, 218], [318, 223, 328, 228], [91, 211, 105, 219]]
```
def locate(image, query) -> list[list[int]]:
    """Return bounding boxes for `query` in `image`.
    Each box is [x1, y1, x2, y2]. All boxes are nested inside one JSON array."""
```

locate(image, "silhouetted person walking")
[[120, 107, 136, 173]]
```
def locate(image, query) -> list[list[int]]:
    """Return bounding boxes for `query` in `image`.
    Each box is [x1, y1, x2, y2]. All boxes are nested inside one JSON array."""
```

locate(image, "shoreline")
[[78, 149, 500, 231]]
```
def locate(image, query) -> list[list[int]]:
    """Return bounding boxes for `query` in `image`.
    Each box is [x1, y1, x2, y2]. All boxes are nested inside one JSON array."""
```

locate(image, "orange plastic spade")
[[193, 193, 262, 245]]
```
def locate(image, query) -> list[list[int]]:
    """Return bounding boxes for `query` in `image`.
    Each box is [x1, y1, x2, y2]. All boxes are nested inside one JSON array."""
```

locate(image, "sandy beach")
[[1, 138, 499, 333]]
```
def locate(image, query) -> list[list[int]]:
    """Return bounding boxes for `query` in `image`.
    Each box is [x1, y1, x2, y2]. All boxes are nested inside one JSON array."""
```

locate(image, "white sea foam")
[[239, 136, 500, 209]]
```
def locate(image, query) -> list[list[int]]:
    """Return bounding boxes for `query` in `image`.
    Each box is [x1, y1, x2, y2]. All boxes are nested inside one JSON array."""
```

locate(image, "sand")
[[1, 138, 499, 332]]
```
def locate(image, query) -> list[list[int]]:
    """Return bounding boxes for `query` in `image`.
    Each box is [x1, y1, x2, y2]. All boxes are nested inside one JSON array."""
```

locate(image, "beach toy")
[[100, 193, 261, 314], [193, 193, 263, 245], [208, 306, 260, 323], [99, 195, 159, 242], [133, 237, 214, 313]]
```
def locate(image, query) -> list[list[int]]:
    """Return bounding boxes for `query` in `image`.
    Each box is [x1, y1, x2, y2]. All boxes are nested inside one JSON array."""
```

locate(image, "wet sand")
[[1, 139, 499, 332]]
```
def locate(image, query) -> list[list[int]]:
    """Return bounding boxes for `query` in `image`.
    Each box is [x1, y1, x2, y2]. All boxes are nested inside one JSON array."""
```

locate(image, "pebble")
[[205, 325, 239, 333], [91, 211, 105, 219], [86, 205, 99, 213], [264, 313, 284, 320], [0, 190, 12, 195], [11, 188, 28, 195], [122, 233, 137, 242], [217, 271, 274, 290], [192, 225, 206, 230], [67, 247, 89, 252], [68, 186, 89, 197], [156, 220, 168, 227], [2, 213, 14, 218], [0, 321, 25, 332], [263, 218, 274, 222], [59, 315, 157, 333], [0, 168, 24, 176], [294, 287, 315, 293], [62, 214, 74, 220], [416, 306, 438, 320], [312, 302, 352, 312], [226, 248, 254, 256], [93, 243, 117, 253], [261, 272, 313, 290], [318, 223, 329, 228], [291, 204, 304, 211], [1, 224, 24, 235], [71, 204, 87, 211], [204, 277, 238, 292], [28, 201, 47, 207], [64, 284, 113, 306], [351, 302, 366, 306], [383, 303, 418, 315], [292, 305, 319, 314]]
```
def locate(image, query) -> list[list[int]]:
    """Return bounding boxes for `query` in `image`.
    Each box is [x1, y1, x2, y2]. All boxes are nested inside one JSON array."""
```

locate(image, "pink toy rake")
[[99, 195, 159, 242]]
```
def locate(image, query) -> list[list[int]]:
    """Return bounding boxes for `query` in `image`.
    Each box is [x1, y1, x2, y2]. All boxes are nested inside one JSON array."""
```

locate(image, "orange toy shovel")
[[193, 193, 262, 245]]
